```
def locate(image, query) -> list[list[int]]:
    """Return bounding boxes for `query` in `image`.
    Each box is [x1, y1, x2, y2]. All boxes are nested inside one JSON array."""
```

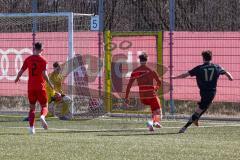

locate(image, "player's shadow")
[[38, 129, 180, 136], [37, 129, 147, 134], [98, 132, 179, 137], [0, 132, 26, 136], [36, 128, 161, 134]]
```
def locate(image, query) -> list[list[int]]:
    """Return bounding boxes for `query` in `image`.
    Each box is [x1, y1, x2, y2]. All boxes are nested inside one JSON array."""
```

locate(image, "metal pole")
[[68, 13, 74, 116], [98, 0, 104, 97], [169, 0, 175, 114], [32, 0, 37, 51]]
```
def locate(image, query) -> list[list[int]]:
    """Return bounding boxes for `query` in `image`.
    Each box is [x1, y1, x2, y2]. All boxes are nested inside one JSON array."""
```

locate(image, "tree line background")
[[0, 0, 240, 31]]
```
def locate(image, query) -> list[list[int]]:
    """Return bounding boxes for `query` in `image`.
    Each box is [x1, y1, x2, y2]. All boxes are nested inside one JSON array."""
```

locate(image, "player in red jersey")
[[15, 42, 54, 134], [125, 52, 162, 131]]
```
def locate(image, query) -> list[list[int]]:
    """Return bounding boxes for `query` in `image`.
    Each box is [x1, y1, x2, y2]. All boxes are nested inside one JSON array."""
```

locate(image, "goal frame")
[[0, 12, 94, 116]]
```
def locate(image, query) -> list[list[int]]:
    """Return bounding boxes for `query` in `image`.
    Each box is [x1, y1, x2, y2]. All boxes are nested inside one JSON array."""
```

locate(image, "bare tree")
[[0, 0, 240, 31]]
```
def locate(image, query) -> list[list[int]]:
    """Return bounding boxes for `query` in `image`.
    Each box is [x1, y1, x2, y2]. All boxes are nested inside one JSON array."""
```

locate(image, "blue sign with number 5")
[[91, 15, 99, 31]]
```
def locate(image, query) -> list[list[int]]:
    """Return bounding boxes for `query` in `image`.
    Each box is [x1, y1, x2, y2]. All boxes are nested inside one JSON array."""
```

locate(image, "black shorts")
[[198, 91, 216, 110]]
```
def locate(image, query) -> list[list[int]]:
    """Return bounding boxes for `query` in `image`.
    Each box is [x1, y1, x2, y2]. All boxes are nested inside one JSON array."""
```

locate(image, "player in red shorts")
[[125, 52, 162, 131], [15, 42, 54, 134]]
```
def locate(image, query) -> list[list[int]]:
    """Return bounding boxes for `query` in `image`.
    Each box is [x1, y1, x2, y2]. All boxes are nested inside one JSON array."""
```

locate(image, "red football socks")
[[28, 108, 36, 127], [41, 106, 48, 117]]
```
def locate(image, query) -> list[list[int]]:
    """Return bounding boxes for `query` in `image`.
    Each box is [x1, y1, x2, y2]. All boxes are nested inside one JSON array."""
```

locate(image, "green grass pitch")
[[0, 116, 239, 160]]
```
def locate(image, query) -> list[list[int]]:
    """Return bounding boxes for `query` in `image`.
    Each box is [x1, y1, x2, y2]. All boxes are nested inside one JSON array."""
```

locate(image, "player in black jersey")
[[172, 50, 233, 133]]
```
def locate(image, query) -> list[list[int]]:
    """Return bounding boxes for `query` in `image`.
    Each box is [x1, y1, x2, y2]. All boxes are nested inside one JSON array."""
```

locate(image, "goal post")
[[0, 12, 105, 118]]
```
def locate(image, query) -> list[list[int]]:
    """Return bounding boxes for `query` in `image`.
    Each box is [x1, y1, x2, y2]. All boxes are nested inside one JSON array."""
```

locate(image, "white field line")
[[1, 123, 240, 132]]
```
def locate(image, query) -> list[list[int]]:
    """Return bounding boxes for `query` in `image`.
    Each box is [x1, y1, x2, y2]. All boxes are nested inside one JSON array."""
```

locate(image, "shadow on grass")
[[0, 132, 26, 136], [98, 132, 179, 137], [35, 128, 181, 137], [38, 128, 149, 134], [0, 130, 179, 136], [0, 129, 183, 136]]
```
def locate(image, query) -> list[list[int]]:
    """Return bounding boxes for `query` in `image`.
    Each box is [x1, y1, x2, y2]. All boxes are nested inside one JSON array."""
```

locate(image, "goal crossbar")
[[0, 12, 94, 18]]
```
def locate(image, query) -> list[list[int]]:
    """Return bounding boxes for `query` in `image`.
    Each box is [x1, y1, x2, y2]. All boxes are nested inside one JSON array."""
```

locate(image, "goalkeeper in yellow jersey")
[[46, 62, 72, 120], [23, 61, 72, 121]]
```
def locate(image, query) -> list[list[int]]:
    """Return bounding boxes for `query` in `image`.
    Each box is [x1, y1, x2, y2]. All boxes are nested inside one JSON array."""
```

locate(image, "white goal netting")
[[0, 12, 104, 119]]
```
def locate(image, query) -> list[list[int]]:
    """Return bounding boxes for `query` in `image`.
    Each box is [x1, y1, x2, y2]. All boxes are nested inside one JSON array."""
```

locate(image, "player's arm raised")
[[224, 71, 233, 81], [172, 72, 190, 79], [42, 70, 54, 90]]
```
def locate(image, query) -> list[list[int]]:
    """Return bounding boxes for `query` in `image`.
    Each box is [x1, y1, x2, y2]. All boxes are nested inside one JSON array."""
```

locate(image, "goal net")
[[0, 12, 104, 119]]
